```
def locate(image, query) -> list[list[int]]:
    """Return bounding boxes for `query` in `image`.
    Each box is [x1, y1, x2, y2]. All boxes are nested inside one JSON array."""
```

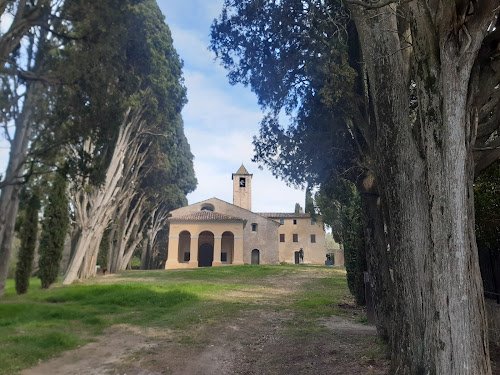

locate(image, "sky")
[[0, 1, 306, 213], [156, 0, 306, 213]]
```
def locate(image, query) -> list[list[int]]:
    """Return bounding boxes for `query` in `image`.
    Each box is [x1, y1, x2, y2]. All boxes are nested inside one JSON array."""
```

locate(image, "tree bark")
[[141, 205, 170, 270], [350, 2, 495, 373], [63, 108, 147, 284], [108, 194, 147, 273], [357, 173, 393, 343]]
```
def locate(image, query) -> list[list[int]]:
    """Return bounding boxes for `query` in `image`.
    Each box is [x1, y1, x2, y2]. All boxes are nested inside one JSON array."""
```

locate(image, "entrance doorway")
[[199, 243, 214, 267], [294, 251, 300, 264], [251, 249, 260, 265]]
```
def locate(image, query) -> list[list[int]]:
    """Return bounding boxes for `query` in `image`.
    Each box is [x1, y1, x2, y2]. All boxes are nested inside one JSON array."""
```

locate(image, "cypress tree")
[[305, 186, 315, 215], [38, 173, 69, 289], [15, 193, 40, 295]]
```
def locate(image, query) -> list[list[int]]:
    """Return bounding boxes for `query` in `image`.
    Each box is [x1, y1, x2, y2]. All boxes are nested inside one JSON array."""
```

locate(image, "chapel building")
[[165, 165, 328, 269]]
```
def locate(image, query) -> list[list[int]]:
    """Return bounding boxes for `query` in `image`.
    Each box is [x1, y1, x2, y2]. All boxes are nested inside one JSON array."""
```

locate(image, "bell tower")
[[232, 164, 252, 211]]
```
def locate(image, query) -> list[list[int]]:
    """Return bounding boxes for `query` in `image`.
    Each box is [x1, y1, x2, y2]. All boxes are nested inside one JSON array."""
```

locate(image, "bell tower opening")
[[232, 164, 252, 211]]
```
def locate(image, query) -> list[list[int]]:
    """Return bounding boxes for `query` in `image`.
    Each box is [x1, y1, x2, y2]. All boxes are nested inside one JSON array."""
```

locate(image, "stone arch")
[[178, 231, 191, 263], [251, 249, 260, 265], [198, 231, 214, 267], [222, 231, 234, 264]]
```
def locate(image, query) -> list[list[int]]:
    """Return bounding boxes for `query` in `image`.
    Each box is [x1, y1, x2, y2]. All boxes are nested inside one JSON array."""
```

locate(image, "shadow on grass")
[[0, 284, 199, 375], [118, 264, 290, 281]]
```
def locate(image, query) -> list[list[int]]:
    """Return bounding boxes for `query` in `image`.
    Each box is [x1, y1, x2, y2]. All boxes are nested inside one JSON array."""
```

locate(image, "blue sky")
[[0, 1, 306, 213], [158, 0, 306, 212]]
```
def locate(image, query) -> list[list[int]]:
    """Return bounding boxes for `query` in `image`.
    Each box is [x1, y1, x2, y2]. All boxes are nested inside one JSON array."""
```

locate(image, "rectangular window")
[[311, 234, 316, 243], [239, 177, 246, 187], [252, 223, 258, 231], [183, 252, 190, 262], [221, 252, 227, 262], [280, 219, 284, 225], [311, 220, 315, 225], [293, 234, 298, 242], [280, 234, 285, 242], [293, 219, 297, 225]]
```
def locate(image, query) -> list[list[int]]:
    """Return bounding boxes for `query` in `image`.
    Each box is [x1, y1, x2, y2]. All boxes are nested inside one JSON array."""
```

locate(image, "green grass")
[[0, 265, 350, 375]]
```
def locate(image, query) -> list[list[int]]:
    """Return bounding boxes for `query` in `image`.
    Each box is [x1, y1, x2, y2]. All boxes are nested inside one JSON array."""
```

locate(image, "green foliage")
[[475, 161, 500, 298], [15, 193, 40, 295], [211, 0, 359, 187], [305, 186, 315, 214], [38, 172, 69, 289], [475, 161, 500, 250], [97, 228, 110, 270], [316, 178, 365, 305], [294, 202, 301, 213], [47, 0, 192, 187]]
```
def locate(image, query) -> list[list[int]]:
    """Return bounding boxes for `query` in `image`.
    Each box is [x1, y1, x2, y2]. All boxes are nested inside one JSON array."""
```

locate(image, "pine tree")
[[15, 193, 40, 295], [38, 173, 69, 289]]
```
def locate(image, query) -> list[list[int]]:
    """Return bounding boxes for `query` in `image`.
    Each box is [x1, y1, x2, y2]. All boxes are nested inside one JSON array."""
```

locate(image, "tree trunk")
[[63, 108, 147, 284], [63, 224, 106, 283], [351, 4, 492, 373], [0, 82, 39, 296], [358, 173, 393, 343]]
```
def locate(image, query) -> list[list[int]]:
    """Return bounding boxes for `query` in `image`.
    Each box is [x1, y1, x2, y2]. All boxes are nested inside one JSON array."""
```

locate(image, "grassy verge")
[[0, 265, 351, 374]]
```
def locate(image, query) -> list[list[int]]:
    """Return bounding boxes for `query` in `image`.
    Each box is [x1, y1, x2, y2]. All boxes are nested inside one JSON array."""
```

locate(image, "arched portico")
[[165, 214, 245, 270]]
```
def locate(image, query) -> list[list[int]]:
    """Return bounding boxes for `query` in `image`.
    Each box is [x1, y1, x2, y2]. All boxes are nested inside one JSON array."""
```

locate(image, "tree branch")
[[347, 0, 411, 10]]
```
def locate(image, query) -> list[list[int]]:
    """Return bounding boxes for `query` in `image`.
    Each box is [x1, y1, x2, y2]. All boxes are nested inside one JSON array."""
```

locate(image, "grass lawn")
[[0, 265, 351, 375]]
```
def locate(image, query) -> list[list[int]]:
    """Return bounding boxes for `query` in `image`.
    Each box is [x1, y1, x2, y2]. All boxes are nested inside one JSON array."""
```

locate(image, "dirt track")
[[22, 269, 389, 375]]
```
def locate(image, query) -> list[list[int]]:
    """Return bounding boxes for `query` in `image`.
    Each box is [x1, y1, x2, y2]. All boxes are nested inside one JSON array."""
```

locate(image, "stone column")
[[233, 236, 244, 265], [165, 231, 179, 269], [188, 236, 199, 268], [213, 235, 222, 266]]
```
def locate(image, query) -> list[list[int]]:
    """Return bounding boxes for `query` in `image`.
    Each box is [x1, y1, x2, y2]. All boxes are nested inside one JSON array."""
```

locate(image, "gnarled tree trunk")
[[108, 193, 147, 273], [351, 2, 497, 373], [141, 205, 170, 270], [63, 108, 147, 284]]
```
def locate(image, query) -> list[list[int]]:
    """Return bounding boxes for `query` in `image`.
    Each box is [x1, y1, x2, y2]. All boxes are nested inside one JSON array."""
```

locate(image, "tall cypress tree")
[[15, 193, 40, 295], [38, 172, 69, 289], [305, 186, 315, 215]]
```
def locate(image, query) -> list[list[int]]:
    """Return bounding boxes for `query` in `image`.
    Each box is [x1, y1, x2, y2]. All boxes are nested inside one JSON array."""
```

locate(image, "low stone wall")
[[487, 299, 500, 346], [333, 249, 344, 266]]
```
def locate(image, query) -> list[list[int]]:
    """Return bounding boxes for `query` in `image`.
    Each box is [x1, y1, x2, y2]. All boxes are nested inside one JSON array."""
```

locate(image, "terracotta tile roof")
[[169, 211, 244, 222], [258, 213, 313, 219]]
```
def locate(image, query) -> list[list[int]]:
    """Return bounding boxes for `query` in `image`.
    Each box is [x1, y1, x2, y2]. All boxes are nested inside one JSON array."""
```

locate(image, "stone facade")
[[259, 213, 327, 264], [165, 165, 329, 269]]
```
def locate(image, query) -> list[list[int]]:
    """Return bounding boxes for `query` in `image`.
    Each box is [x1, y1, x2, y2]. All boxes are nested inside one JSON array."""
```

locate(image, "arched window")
[[201, 203, 215, 211]]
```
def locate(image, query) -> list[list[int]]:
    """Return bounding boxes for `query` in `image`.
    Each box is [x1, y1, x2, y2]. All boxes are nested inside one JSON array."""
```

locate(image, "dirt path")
[[22, 269, 389, 375]]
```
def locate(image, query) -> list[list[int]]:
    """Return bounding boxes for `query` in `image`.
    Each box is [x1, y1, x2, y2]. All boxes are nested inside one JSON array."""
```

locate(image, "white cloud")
[[168, 26, 215, 73], [182, 70, 262, 133]]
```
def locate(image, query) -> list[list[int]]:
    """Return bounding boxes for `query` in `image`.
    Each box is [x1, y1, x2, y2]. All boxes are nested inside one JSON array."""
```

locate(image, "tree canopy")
[[212, 0, 500, 372]]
